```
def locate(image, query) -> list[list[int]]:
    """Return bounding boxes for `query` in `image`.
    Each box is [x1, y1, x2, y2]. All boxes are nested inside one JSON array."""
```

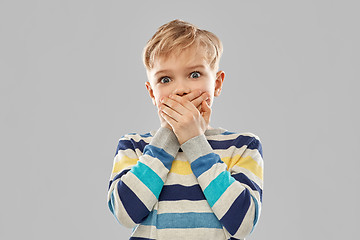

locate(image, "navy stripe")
[[117, 180, 150, 224], [220, 188, 251, 235], [115, 134, 262, 158], [108, 169, 131, 190], [208, 135, 262, 157], [115, 139, 149, 157], [130, 237, 155, 240], [159, 184, 206, 201], [248, 138, 263, 157], [232, 172, 263, 202]]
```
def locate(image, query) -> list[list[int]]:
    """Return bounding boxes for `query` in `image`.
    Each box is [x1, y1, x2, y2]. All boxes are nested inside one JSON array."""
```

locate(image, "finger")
[[181, 89, 203, 102], [160, 103, 181, 122], [160, 110, 176, 127], [191, 92, 209, 109], [201, 100, 212, 123], [167, 94, 196, 113], [161, 96, 188, 115], [169, 94, 201, 114]]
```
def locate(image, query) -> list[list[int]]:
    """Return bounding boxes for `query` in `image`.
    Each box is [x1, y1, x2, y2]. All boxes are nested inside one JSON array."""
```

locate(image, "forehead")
[[153, 45, 209, 70]]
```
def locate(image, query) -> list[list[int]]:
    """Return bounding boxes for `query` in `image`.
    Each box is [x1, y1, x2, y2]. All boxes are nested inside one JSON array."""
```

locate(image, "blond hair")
[[143, 19, 223, 72]]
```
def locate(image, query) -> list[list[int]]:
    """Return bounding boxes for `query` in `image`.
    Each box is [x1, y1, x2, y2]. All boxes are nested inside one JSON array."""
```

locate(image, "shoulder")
[[209, 129, 263, 155], [114, 130, 154, 156]]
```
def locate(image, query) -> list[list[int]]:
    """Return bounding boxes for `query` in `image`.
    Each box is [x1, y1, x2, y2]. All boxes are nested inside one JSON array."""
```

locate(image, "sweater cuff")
[[149, 127, 180, 158], [180, 134, 213, 164]]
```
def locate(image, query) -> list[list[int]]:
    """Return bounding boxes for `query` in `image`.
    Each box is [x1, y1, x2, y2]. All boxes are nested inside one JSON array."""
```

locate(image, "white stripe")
[[157, 227, 227, 240], [241, 148, 264, 168], [214, 145, 247, 159], [114, 148, 138, 160], [231, 165, 263, 188], [211, 181, 240, 219], [205, 131, 260, 142], [157, 200, 212, 214], [197, 162, 228, 188], [138, 154, 169, 183], [121, 133, 152, 143], [131, 224, 158, 239], [110, 165, 132, 180], [232, 197, 256, 239], [165, 172, 198, 186]]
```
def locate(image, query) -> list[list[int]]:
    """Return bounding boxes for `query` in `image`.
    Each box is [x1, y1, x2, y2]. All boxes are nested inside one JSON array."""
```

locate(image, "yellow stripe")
[[112, 155, 138, 174], [112, 154, 263, 180], [222, 155, 263, 180], [169, 160, 193, 175]]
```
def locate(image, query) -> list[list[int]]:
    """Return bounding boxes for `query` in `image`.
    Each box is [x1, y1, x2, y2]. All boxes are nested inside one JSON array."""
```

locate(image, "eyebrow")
[[154, 64, 206, 77]]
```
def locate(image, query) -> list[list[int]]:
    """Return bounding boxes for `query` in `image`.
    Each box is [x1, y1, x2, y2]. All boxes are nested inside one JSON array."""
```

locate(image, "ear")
[[145, 81, 156, 106], [214, 70, 225, 97]]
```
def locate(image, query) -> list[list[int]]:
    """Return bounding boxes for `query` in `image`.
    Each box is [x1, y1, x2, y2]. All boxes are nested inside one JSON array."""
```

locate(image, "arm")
[[181, 133, 263, 239], [107, 127, 180, 228]]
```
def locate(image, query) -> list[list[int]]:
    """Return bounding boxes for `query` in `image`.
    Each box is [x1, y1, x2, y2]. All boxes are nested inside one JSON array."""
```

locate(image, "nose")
[[172, 81, 191, 97]]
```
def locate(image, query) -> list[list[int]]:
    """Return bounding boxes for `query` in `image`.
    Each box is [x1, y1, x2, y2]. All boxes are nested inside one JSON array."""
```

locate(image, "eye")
[[159, 76, 171, 84], [190, 71, 201, 78]]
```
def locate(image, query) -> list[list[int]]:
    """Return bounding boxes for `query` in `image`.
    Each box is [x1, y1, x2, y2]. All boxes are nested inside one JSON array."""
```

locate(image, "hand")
[[159, 90, 212, 145], [157, 91, 206, 131], [157, 107, 172, 130]]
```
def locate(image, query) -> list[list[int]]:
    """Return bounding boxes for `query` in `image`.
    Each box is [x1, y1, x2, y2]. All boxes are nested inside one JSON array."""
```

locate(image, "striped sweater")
[[107, 127, 263, 240]]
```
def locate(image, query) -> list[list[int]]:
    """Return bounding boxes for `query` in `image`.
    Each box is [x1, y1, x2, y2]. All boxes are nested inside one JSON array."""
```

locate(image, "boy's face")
[[145, 45, 225, 110]]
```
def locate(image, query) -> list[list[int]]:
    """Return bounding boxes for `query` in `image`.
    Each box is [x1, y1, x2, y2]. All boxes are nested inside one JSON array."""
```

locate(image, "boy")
[[107, 19, 263, 240]]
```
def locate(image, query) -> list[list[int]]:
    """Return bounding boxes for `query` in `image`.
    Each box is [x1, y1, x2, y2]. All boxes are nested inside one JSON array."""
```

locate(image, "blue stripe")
[[130, 161, 164, 198], [159, 184, 205, 201], [232, 172, 263, 202], [143, 144, 174, 170], [108, 192, 122, 224], [204, 171, 235, 207], [222, 131, 237, 135], [117, 180, 150, 224], [141, 210, 222, 229], [220, 188, 251, 235], [250, 195, 259, 233], [141, 209, 158, 226], [108, 192, 115, 215], [191, 153, 222, 178], [140, 133, 153, 138]]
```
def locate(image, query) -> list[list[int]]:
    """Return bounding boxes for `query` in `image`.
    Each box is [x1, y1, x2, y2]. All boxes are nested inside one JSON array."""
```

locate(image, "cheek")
[[154, 93, 167, 108]]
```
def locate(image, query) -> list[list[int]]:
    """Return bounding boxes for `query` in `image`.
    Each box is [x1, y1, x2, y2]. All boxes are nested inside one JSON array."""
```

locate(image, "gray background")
[[1, 0, 359, 239]]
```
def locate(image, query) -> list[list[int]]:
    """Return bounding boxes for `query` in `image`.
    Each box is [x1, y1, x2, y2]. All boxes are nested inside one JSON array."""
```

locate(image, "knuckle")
[[180, 98, 187, 104]]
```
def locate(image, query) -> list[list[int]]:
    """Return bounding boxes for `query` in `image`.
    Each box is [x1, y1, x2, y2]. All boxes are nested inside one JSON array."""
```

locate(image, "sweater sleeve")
[[107, 127, 180, 228], [180, 133, 263, 239]]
